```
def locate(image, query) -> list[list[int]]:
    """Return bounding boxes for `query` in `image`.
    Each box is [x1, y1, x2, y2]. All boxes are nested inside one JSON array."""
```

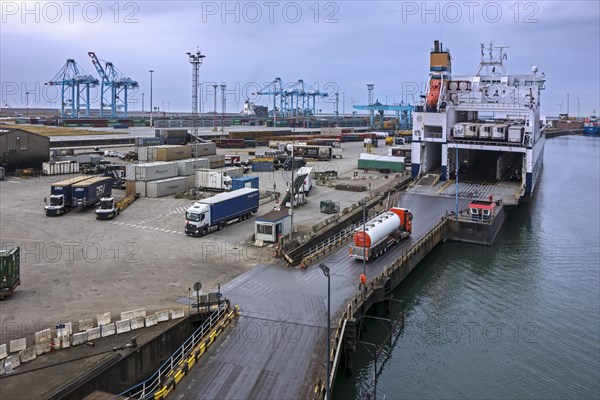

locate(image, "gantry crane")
[[46, 59, 99, 118], [88, 52, 138, 118], [253, 78, 329, 118]]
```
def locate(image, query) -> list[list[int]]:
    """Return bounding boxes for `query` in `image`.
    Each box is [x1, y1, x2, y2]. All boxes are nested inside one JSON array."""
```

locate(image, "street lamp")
[[213, 84, 218, 131], [25, 91, 30, 116], [149, 70, 154, 126], [319, 263, 331, 400], [142, 93, 144, 114]]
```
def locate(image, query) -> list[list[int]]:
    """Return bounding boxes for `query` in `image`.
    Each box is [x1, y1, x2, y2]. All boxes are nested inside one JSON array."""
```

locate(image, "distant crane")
[[88, 52, 138, 118], [253, 78, 329, 119], [46, 59, 99, 118]]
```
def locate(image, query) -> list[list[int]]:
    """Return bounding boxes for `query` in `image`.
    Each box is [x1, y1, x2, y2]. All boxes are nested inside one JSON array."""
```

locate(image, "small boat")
[[583, 111, 600, 136]]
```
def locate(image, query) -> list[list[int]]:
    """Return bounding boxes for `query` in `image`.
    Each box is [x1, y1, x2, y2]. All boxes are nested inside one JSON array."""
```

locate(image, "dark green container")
[[0, 247, 20, 299]]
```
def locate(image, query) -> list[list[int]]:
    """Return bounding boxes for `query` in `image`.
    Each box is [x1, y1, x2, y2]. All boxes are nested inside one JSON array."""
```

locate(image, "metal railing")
[[301, 210, 385, 267], [115, 304, 233, 400], [324, 217, 449, 398]]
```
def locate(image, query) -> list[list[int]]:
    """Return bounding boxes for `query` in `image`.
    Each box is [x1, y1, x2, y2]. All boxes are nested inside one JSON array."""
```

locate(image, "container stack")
[[42, 161, 80, 175]]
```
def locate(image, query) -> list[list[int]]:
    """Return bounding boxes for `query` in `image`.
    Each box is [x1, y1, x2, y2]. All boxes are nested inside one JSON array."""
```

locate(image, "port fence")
[[115, 303, 237, 400]]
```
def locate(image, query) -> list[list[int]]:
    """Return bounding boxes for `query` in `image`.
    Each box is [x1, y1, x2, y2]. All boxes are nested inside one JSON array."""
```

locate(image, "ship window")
[[470, 208, 479, 215]]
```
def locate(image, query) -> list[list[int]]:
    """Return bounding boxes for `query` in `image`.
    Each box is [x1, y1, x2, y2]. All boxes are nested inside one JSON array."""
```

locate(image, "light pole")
[[213, 84, 218, 131], [566, 93, 570, 117], [319, 263, 331, 400], [187, 49, 206, 161], [342, 92, 345, 117], [142, 93, 144, 115], [149, 70, 154, 126], [220, 84, 226, 134], [25, 91, 30, 116]]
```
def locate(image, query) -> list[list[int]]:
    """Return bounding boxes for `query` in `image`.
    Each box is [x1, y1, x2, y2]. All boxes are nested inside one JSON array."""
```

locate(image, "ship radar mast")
[[477, 43, 509, 76]]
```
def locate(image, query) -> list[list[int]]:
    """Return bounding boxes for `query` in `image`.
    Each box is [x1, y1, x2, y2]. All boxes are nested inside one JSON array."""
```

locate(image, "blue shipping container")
[[251, 162, 274, 172], [72, 177, 112, 207], [232, 176, 259, 191]]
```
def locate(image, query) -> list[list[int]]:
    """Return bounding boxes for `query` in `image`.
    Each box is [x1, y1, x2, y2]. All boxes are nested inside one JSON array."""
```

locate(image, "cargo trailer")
[[185, 188, 260, 236], [358, 153, 405, 172], [72, 176, 112, 207]]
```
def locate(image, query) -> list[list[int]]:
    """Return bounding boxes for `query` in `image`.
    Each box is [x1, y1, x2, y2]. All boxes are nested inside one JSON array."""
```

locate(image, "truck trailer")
[[349, 207, 413, 261], [185, 188, 259, 236], [45, 176, 92, 216], [72, 176, 112, 208]]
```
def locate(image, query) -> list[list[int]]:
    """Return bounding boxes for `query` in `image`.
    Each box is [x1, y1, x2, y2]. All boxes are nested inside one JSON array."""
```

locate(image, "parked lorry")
[[45, 176, 92, 216], [349, 207, 413, 261], [297, 166, 314, 195], [95, 193, 140, 220], [185, 188, 260, 236], [72, 176, 112, 208], [0, 247, 20, 300]]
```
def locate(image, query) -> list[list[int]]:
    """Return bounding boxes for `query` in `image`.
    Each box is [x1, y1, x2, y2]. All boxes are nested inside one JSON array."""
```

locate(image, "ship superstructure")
[[411, 41, 546, 200]]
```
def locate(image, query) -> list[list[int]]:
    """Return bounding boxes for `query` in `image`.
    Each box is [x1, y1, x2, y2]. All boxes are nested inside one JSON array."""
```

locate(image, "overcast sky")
[[1, 1, 598, 117]]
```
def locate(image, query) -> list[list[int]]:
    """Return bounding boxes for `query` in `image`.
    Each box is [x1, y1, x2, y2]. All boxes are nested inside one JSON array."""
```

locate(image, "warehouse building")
[[0, 128, 50, 172]]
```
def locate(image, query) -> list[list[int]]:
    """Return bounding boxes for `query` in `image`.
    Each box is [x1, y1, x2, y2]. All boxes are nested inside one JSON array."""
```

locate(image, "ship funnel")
[[434, 40, 440, 52]]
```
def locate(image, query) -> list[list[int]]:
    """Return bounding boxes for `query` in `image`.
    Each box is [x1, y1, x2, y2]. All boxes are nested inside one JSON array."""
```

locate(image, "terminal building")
[[0, 128, 50, 172]]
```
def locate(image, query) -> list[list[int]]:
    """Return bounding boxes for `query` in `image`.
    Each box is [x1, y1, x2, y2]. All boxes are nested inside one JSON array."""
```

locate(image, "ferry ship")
[[583, 112, 599, 136], [411, 41, 546, 200]]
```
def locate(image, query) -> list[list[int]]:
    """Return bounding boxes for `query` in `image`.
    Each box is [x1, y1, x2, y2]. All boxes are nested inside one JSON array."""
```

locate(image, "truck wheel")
[[218, 223, 223, 231], [202, 228, 208, 236]]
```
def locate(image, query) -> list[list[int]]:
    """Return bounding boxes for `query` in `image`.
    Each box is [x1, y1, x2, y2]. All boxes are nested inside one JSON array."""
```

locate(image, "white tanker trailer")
[[349, 207, 413, 261]]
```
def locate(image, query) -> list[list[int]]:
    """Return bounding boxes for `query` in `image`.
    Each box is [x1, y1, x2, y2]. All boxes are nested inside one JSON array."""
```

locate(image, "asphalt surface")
[[172, 193, 471, 399]]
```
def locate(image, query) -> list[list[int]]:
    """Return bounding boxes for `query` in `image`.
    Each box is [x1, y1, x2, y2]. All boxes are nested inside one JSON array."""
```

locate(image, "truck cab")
[[45, 194, 68, 216], [185, 203, 211, 236], [95, 197, 118, 220]]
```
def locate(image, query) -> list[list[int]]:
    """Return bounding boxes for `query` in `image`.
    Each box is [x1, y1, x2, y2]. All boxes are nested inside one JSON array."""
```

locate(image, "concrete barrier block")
[[116, 320, 131, 334], [121, 308, 146, 321], [145, 314, 158, 327], [35, 342, 51, 356], [102, 323, 115, 337], [0, 344, 7, 359], [5, 355, 20, 370], [155, 310, 169, 322], [86, 327, 101, 341], [35, 328, 52, 344], [51, 337, 62, 350], [0, 360, 4, 375], [20, 346, 37, 362], [60, 335, 70, 348], [56, 321, 72, 337], [96, 312, 111, 326], [9, 338, 26, 353], [170, 308, 185, 320], [130, 316, 145, 330], [72, 332, 88, 346], [78, 318, 94, 332]]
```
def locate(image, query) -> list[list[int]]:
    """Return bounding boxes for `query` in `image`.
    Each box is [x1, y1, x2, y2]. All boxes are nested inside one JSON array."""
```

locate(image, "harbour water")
[[334, 135, 600, 399]]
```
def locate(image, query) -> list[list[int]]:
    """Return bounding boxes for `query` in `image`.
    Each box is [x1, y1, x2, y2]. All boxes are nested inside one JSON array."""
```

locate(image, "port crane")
[[46, 59, 99, 118], [253, 78, 329, 118], [88, 52, 139, 118]]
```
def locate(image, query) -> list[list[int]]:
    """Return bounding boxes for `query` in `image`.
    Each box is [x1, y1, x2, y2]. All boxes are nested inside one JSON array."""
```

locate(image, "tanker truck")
[[349, 207, 413, 261]]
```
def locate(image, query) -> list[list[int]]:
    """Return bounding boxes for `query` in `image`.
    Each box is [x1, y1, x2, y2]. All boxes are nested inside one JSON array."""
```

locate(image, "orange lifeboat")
[[426, 79, 441, 109]]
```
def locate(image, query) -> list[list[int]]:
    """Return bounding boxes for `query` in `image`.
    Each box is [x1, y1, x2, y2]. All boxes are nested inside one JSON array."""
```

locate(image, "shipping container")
[[135, 181, 146, 197], [0, 247, 20, 299], [137, 146, 148, 161], [176, 158, 210, 176], [231, 176, 259, 191], [205, 154, 226, 168], [358, 153, 405, 172], [160, 129, 189, 138], [135, 137, 164, 147], [155, 145, 192, 161], [133, 162, 178, 181], [189, 142, 217, 157], [125, 180, 137, 196], [42, 161, 80, 175], [213, 139, 246, 148], [508, 125, 524, 143], [146, 176, 188, 198], [251, 161, 274, 172]]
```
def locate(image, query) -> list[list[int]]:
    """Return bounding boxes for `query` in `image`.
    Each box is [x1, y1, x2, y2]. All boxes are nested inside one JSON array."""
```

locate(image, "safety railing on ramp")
[[300, 210, 384, 268], [115, 303, 238, 400]]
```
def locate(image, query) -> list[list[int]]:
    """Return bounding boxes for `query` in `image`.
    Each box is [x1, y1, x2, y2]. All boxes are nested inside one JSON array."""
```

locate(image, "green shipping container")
[[0, 247, 20, 299], [358, 155, 405, 172]]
